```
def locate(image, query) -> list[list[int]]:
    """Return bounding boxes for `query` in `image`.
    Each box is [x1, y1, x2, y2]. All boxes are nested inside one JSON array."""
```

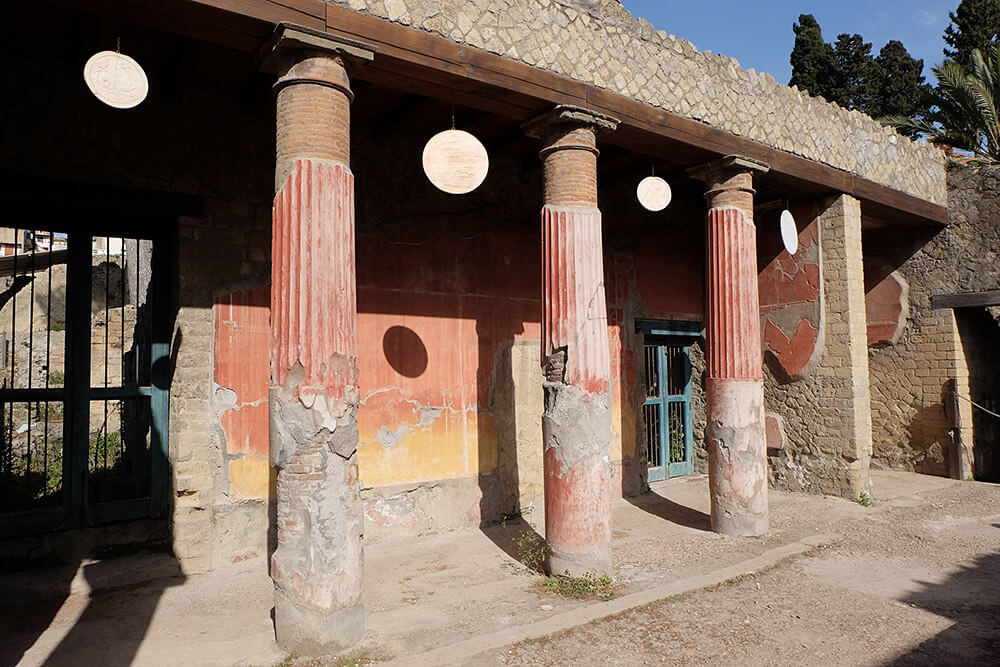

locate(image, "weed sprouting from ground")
[[501, 507, 551, 573], [665, 593, 685, 603], [514, 530, 551, 573], [544, 571, 615, 600], [857, 491, 872, 507]]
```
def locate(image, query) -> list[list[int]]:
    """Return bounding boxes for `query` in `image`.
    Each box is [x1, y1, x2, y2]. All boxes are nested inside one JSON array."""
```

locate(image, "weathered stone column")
[[689, 156, 770, 536], [260, 24, 374, 655], [523, 106, 619, 577]]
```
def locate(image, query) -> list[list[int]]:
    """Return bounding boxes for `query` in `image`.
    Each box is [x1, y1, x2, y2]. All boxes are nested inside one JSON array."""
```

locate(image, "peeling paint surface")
[[758, 204, 824, 380], [706, 378, 769, 535], [272, 158, 358, 400], [215, 287, 271, 500], [866, 271, 909, 346]]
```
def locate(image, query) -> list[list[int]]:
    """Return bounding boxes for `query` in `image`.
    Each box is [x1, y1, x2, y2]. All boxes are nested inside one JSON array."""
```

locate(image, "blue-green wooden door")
[[643, 342, 694, 482]]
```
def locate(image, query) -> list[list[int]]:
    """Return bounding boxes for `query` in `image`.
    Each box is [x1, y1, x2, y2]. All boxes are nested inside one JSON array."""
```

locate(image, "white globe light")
[[422, 129, 489, 195], [780, 209, 799, 255], [637, 176, 672, 212]]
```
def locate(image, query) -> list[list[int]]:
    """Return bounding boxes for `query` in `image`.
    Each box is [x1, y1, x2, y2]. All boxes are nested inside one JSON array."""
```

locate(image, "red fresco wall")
[[214, 287, 272, 500], [212, 217, 707, 501], [757, 204, 824, 380]]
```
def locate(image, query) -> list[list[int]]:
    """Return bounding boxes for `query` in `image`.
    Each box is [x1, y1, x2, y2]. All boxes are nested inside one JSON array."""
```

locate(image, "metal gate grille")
[[0, 228, 168, 535], [643, 341, 694, 482]]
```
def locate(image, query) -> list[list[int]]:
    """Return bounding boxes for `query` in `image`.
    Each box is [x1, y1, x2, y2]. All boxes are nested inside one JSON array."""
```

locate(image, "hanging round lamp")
[[779, 209, 799, 255], [84, 50, 148, 109], [637, 175, 672, 212], [422, 129, 489, 195]]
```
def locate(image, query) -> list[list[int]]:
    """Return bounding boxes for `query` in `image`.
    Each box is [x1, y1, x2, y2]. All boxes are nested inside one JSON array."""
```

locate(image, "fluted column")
[[524, 106, 619, 577], [260, 24, 374, 655], [688, 156, 770, 537]]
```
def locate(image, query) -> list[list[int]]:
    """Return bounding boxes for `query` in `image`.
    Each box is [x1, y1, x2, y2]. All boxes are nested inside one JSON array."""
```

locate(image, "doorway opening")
[[638, 320, 701, 482], [0, 227, 172, 538]]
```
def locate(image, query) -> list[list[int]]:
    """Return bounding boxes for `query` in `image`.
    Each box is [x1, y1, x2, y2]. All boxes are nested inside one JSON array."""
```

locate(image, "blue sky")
[[620, 1, 959, 82]]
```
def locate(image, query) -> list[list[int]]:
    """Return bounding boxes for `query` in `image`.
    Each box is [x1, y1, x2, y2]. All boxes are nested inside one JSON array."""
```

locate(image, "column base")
[[707, 378, 769, 537], [542, 382, 613, 578], [548, 547, 612, 579], [710, 507, 768, 537], [274, 589, 364, 656]]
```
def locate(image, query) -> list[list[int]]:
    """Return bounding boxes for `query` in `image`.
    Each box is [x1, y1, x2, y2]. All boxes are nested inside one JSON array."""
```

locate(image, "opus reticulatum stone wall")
[[329, 0, 946, 204]]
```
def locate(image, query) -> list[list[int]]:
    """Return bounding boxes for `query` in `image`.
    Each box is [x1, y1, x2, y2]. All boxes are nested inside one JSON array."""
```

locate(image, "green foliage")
[[89, 430, 122, 467], [48, 369, 64, 386], [789, 14, 931, 126], [944, 0, 1000, 68], [885, 46, 1000, 163], [514, 529, 551, 574], [544, 571, 615, 600], [857, 490, 872, 507], [668, 410, 685, 464], [49, 322, 66, 332], [789, 14, 836, 98], [872, 41, 933, 136], [830, 33, 877, 111]]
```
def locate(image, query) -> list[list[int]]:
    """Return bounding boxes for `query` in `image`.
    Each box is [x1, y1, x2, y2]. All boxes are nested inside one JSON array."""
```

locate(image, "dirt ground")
[[1, 471, 997, 666], [476, 479, 1000, 666]]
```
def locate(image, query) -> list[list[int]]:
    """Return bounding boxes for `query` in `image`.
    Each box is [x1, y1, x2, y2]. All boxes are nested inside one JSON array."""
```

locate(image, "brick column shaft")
[[692, 157, 770, 536], [263, 26, 374, 655], [525, 107, 618, 577]]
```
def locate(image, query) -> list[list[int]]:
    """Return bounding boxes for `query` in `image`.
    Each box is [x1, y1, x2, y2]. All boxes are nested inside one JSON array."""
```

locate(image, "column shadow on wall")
[[885, 547, 1000, 665], [477, 327, 547, 566]]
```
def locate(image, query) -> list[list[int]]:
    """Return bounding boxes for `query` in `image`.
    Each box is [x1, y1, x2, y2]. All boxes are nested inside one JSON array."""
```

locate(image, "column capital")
[[686, 155, 770, 182], [522, 105, 619, 145], [259, 23, 376, 100], [688, 155, 769, 208]]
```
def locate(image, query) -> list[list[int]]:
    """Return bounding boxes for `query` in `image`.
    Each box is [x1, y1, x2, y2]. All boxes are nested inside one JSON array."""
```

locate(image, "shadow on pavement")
[[886, 547, 1000, 665], [625, 488, 712, 532], [0, 550, 184, 667]]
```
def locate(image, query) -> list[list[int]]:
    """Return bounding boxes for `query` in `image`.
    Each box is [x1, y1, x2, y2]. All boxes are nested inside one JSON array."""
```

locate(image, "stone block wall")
[[867, 163, 1000, 478], [763, 195, 873, 499], [328, 0, 946, 204]]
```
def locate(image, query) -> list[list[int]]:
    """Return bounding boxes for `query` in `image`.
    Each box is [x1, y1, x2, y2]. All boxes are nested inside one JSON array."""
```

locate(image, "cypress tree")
[[871, 41, 932, 135], [830, 33, 876, 112], [943, 0, 1000, 67], [789, 14, 836, 99]]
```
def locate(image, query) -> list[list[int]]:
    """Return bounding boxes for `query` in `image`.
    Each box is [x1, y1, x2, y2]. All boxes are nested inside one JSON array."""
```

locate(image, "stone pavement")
[[0, 470, 982, 666]]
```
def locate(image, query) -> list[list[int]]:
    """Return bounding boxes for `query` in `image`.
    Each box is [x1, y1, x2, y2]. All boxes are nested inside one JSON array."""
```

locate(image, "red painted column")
[[261, 26, 374, 654], [524, 106, 619, 577], [689, 156, 770, 536]]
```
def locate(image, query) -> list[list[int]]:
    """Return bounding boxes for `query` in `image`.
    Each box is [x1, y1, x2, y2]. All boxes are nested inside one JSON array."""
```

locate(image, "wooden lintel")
[[931, 291, 1000, 310], [75, 0, 950, 228]]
